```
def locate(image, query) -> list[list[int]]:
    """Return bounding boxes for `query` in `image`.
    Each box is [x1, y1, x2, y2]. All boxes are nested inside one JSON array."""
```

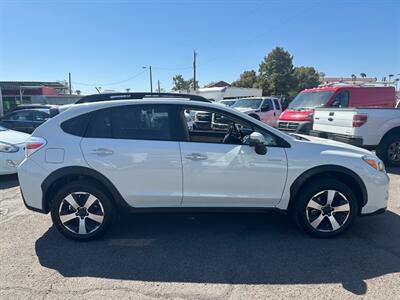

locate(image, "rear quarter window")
[[61, 113, 91, 137]]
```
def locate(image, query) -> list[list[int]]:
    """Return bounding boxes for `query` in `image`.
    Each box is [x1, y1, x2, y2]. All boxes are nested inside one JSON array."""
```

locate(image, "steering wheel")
[[223, 123, 242, 144]]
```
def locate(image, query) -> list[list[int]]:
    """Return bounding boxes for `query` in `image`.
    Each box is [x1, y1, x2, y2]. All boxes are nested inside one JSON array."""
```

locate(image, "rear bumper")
[[310, 130, 363, 147], [277, 120, 312, 134]]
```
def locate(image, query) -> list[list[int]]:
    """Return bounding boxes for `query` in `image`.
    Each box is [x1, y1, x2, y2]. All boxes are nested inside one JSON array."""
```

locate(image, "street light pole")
[[143, 66, 153, 93]]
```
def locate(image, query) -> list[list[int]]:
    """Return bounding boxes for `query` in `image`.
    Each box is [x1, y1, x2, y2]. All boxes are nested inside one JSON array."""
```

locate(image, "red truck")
[[277, 85, 396, 133]]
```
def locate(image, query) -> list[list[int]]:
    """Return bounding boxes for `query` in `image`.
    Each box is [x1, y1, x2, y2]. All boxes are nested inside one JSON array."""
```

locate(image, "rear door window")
[[7, 110, 32, 121], [85, 108, 112, 138], [111, 105, 172, 140]]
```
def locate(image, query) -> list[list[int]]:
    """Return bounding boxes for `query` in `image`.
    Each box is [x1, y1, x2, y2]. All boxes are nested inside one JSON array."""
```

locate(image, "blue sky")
[[0, 0, 399, 94]]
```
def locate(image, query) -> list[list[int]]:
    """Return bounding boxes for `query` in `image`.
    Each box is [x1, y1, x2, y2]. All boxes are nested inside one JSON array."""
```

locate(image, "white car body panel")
[[313, 108, 400, 146], [180, 142, 287, 207], [80, 138, 183, 207], [18, 99, 389, 217]]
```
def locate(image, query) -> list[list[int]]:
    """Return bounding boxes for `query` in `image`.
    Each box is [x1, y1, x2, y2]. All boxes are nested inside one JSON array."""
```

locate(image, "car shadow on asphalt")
[[35, 210, 400, 295], [0, 174, 19, 189]]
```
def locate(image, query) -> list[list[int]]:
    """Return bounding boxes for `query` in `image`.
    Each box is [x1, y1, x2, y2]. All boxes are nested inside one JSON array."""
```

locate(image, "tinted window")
[[86, 109, 112, 138], [331, 91, 349, 108], [273, 99, 280, 110], [112, 105, 171, 140], [261, 99, 273, 110], [7, 110, 32, 121], [61, 113, 91, 137], [32, 111, 49, 122]]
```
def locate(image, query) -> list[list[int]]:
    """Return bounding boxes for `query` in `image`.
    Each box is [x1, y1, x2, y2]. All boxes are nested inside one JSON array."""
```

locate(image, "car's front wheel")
[[293, 179, 358, 238], [50, 180, 114, 241]]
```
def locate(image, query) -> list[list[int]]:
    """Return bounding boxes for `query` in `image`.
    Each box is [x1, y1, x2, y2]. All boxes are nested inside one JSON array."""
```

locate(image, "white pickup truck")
[[310, 108, 400, 166]]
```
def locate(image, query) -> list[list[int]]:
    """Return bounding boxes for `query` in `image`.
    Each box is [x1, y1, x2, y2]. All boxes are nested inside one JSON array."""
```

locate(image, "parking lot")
[[0, 169, 398, 299]]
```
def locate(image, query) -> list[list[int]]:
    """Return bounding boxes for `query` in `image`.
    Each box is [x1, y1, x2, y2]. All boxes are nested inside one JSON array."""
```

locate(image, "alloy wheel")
[[58, 192, 105, 235], [306, 190, 350, 233]]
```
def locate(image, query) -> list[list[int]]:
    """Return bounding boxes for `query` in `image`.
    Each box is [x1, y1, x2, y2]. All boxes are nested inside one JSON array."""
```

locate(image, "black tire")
[[249, 114, 260, 120], [376, 132, 400, 167], [293, 179, 358, 238], [50, 180, 114, 241]]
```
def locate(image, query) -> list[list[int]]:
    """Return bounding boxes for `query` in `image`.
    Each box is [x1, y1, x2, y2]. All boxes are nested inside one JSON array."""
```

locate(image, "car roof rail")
[[75, 92, 211, 104]]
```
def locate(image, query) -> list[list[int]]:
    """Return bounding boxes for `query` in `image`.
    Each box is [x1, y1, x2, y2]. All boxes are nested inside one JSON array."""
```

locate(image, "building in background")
[[176, 81, 262, 101], [0, 81, 82, 115]]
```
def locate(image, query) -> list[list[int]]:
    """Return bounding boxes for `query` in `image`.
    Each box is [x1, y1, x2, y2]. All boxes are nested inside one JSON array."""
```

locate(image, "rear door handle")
[[90, 148, 114, 156], [184, 153, 208, 161]]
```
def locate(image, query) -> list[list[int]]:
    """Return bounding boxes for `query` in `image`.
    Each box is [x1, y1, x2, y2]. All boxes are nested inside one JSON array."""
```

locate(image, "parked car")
[[0, 126, 30, 175], [311, 107, 400, 166], [18, 94, 389, 240], [219, 99, 237, 107], [11, 104, 58, 112], [277, 86, 396, 134], [231, 97, 282, 127], [0, 108, 50, 133]]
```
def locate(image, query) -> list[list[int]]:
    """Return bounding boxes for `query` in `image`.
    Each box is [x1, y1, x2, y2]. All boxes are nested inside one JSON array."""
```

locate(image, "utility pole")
[[68, 72, 72, 94], [143, 66, 153, 93], [193, 50, 197, 91], [157, 80, 161, 93]]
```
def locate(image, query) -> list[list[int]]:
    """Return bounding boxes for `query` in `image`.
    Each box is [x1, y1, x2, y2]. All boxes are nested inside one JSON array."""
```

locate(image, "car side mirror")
[[248, 132, 267, 155]]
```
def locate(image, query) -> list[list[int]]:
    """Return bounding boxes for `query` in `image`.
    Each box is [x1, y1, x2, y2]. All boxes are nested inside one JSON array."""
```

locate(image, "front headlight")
[[362, 155, 385, 172], [0, 141, 19, 153]]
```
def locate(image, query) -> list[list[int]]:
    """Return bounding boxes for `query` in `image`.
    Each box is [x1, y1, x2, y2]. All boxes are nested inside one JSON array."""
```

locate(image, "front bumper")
[[360, 169, 390, 215], [310, 130, 364, 147]]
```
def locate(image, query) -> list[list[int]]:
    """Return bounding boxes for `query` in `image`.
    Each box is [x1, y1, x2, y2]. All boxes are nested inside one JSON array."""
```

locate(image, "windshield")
[[288, 91, 334, 110], [232, 98, 262, 109], [220, 100, 236, 106]]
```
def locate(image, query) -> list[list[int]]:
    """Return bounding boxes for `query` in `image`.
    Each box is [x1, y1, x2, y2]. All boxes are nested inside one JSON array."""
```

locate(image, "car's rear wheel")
[[50, 181, 114, 241], [293, 179, 358, 238]]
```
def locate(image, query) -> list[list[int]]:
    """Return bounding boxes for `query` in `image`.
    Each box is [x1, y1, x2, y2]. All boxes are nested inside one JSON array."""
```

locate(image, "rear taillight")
[[25, 137, 47, 157], [352, 114, 368, 127]]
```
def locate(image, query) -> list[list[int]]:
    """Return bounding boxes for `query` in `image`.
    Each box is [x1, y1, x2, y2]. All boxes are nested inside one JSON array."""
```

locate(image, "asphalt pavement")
[[0, 169, 399, 299]]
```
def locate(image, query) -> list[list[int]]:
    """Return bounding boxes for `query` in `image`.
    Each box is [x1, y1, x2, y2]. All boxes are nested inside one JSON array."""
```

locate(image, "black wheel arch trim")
[[289, 164, 368, 210], [41, 166, 131, 213]]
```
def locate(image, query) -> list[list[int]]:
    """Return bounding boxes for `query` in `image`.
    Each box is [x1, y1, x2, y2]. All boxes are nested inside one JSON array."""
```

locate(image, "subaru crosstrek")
[[18, 93, 389, 240]]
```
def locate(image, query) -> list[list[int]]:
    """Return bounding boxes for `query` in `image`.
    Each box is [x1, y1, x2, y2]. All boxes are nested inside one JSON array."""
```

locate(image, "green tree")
[[231, 70, 257, 88], [360, 73, 367, 78], [293, 66, 320, 92], [259, 47, 295, 95], [171, 74, 198, 91]]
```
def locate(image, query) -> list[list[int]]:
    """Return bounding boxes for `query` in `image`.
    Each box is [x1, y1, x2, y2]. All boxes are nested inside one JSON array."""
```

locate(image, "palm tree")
[[125, 88, 131, 93], [360, 73, 367, 78], [351, 74, 357, 83]]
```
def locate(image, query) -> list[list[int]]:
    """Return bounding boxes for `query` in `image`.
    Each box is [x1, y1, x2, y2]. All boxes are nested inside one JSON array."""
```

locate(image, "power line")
[[72, 69, 147, 87]]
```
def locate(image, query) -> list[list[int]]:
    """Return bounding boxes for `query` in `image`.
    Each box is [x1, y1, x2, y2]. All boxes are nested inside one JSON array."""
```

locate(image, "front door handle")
[[90, 148, 114, 156], [184, 153, 208, 161]]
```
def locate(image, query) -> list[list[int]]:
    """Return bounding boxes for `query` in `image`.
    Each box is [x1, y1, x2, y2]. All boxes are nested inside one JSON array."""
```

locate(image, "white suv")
[[18, 93, 389, 240]]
